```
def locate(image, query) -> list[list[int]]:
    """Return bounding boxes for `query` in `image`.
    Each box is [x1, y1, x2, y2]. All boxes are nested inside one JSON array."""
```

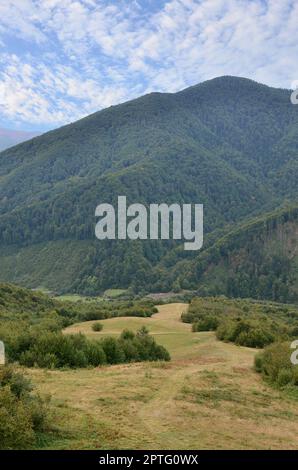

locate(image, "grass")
[[103, 289, 128, 298], [27, 303, 298, 450]]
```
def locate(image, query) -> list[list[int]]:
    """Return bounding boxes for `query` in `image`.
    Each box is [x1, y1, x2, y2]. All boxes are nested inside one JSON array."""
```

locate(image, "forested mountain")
[[0, 76, 297, 299], [0, 128, 40, 151], [174, 205, 298, 303]]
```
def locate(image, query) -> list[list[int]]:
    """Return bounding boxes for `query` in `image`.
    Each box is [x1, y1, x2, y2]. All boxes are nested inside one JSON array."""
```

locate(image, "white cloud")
[[0, 0, 297, 129]]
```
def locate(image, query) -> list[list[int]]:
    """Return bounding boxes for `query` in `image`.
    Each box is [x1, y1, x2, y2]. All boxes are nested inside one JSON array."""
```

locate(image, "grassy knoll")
[[28, 303, 298, 450]]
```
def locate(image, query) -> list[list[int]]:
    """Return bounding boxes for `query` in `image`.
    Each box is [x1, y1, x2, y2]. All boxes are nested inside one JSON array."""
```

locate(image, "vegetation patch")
[[184, 297, 298, 348], [92, 322, 103, 332], [255, 342, 298, 389], [0, 366, 50, 449]]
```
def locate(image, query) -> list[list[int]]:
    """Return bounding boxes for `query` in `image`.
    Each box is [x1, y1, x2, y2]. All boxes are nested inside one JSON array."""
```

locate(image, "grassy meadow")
[[26, 303, 298, 450]]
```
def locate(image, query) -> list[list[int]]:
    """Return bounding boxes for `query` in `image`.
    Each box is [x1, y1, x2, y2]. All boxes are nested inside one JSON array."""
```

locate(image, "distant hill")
[[0, 127, 40, 151], [0, 76, 297, 299]]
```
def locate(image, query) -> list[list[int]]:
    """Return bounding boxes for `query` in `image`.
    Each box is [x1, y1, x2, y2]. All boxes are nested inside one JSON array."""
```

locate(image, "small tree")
[[137, 326, 149, 337], [92, 322, 103, 332]]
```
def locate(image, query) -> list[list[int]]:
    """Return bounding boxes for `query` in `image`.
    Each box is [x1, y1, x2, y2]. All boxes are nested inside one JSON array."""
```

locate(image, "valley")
[[0, 76, 297, 452], [1, 1, 297, 458]]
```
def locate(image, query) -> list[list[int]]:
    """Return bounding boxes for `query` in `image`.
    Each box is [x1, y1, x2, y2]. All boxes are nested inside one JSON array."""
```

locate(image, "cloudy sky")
[[0, 0, 297, 131]]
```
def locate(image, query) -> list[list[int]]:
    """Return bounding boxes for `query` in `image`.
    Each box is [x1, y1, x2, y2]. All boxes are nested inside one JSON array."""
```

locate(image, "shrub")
[[3, 322, 170, 369], [92, 322, 103, 332], [254, 352, 263, 373], [0, 387, 35, 449], [120, 329, 135, 341], [216, 318, 276, 348], [277, 368, 293, 387], [236, 328, 275, 348], [85, 342, 106, 366], [255, 342, 298, 387], [119, 338, 140, 362], [101, 337, 126, 364], [114, 329, 170, 363], [192, 315, 219, 332], [137, 326, 149, 337], [0, 366, 32, 398], [17, 332, 106, 368], [0, 366, 49, 449]]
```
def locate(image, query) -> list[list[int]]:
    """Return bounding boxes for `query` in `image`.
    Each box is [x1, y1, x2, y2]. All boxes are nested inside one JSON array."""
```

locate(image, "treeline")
[[3, 327, 170, 369], [183, 297, 298, 348], [0, 312, 170, 368], [0, 282, 158, 325]]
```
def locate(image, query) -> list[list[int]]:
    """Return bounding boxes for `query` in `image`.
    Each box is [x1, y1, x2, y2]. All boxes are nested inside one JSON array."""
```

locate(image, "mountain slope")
[[175, 205, 298, 303], [0, 76, 297, 296]]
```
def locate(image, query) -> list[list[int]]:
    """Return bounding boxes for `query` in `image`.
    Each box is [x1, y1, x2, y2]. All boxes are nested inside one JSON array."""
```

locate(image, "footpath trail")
[[137, 303, 262, 449]]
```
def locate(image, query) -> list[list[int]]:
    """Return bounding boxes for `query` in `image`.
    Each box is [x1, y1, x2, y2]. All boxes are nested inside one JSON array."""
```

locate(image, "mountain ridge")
[[0, 76, 297, 299]]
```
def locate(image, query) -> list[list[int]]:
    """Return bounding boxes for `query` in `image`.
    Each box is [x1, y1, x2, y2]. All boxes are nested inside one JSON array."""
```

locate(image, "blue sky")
[[0, 0, 297, 132]]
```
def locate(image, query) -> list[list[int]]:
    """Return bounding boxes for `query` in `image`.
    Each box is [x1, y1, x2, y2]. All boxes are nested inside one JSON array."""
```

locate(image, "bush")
[[0, 366, 49, 449], [120, 329, 135, 340], [255, 342, 298, 387], [17, 332, 106, 368], [277, 368, 293, 387], [0, 387, 35, 449], [192, 315, 219, 332], [2, 321, 170, 369], [85, 342, 106, 366], [236, 328, 275, 348], [92, 322, 103, 332], [101, 337, 126, 364], [216, 318, 276, 348], [0, 367, 33, 398], [254, 352, 263, 373]]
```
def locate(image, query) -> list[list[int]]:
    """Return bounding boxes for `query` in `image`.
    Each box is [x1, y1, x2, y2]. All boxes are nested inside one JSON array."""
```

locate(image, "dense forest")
[[0, 76, 297, 300], [176, 205, 298, 302]]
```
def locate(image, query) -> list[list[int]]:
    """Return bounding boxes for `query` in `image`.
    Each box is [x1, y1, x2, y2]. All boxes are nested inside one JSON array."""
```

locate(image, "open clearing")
[[28, 303, 298, 449]]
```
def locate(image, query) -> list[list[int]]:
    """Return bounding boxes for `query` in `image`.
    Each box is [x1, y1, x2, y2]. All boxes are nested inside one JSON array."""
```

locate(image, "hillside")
[[176, 205, 298, 303], [0, 282, 56, 320], [0, 76, 297, 296]]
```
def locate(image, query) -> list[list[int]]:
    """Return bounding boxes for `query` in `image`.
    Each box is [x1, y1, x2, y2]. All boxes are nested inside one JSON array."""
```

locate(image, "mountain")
[[0, 127, 40, 151], [0, 76, 297, 298]]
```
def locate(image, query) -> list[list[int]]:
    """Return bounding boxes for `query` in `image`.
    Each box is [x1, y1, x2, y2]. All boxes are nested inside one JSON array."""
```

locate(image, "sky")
[[0, 0, 297, 132]]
